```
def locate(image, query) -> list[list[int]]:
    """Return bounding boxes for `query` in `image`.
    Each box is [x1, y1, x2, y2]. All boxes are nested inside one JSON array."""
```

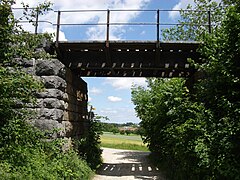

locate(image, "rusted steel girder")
[[55, 41, 201, 78]]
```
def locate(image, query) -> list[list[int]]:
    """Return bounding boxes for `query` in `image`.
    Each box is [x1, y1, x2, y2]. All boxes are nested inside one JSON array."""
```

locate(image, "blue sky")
[[13, 0, 202, 124]]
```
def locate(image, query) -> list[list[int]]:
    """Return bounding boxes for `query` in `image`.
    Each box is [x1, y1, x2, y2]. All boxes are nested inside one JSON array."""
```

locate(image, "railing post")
[[157, 9, 160, 42], [35, 10, 39, 34], [208, 10, 211, 33], [106, 9, 110, 47], [155, 9, 160, 68], [56, 11, 61, 44]]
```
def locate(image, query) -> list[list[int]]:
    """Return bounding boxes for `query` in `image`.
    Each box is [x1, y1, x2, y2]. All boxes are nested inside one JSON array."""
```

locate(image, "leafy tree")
[[125, 129, 131, 135], [194, 0, 240, 178], [132, 0, 240, 179], [132, 78, 211, 178], [162, 0, 225, 41], [120, 130, 125, 135], [112, 127, 119, 134], [74, 112, 103, 170], [0, 1, 93, 179]]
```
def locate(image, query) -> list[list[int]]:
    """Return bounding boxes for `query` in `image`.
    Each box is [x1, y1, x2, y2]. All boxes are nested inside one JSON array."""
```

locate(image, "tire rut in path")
[[93, 148, 165, 180]]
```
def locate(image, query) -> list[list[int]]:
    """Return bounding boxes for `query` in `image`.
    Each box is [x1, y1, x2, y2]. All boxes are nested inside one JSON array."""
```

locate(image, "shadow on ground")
[[115, 151, 150, 163], [96, 150, 165, 180]]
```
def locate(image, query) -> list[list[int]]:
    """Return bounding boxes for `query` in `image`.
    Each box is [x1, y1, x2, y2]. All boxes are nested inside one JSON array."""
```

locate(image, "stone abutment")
[[16, 57, 89, 145]]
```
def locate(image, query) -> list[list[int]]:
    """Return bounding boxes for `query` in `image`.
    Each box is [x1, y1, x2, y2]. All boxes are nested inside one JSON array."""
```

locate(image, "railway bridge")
[[49, 9, 211, 78]]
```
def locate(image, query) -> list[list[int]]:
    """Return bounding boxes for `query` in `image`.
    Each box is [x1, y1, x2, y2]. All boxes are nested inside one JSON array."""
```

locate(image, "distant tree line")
[[101, 122, 143, 135]]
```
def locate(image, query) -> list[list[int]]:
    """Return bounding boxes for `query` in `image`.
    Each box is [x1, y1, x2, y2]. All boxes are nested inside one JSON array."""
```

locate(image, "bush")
[[132, 78, 212, 178], [74, 114, 103, 170], [0, 138, 93, 180], [132, 1, 240, 179], [0, 1, 94, 179], [119, 130, 125, 135], [125, 130, 131, 135]]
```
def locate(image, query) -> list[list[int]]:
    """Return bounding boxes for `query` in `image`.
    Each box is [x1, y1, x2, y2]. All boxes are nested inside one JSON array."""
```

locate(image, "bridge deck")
[[55, 41, 201, 77]]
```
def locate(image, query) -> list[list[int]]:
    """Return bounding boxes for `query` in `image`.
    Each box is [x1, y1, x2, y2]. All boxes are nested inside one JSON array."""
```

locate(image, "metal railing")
[[54, 9, 212, 45], [12, 8, 53, 34], [12, 8, 212, 43]]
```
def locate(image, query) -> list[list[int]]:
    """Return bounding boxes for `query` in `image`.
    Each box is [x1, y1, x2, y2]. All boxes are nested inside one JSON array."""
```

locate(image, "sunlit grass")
[[100, 132, 149, 152]]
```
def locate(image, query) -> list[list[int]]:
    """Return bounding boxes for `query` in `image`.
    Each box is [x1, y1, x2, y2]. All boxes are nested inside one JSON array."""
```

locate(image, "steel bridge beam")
[[55, 41, 201, 78]]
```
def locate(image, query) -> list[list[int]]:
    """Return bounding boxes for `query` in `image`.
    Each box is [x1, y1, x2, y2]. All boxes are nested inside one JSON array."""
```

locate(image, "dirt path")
[[93, 148, 165, 180]]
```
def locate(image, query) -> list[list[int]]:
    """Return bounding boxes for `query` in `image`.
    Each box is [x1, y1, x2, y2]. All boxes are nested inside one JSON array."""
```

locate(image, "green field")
[[100, 132, 149, 152]]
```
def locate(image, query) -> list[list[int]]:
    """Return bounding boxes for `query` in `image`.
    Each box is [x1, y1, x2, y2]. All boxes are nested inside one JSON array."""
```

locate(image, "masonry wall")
[[17, 58, 89, 140]]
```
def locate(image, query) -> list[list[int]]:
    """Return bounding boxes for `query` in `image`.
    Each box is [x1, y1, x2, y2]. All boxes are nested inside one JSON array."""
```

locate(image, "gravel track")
[[93, 148, 166, 180]]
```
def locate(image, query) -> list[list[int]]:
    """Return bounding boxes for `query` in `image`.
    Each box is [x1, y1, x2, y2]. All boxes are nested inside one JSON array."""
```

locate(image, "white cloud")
[[169, 0, 195, 20], [14, 0, 151, 40], [88, 96, 92, 102], [169, 0, 221, 20], [89, 87, 102, 95], [100, 108, 118, 114], [42, 27, 67, 41], [108, 96, 122, 102], [99, 106, 140, 124], [140, 30, 146, 35], [105, 77, 147, 90]]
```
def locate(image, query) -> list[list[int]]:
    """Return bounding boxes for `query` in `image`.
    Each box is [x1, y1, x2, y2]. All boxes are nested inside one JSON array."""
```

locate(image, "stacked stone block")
[[17, 58, 89, 139]]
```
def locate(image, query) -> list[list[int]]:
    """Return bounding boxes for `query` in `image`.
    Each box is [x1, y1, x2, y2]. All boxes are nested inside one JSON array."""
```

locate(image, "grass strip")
[[100, 133, 149, 152], [101, 142, 149, 152]]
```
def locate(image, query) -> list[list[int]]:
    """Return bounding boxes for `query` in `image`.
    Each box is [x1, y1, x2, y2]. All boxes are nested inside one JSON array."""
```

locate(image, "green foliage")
[[101, 122, 120, 133], [120, 130, 125, 135], [162, 0, 225, 41], [74, 114, 103, 170], [0, 1, 93, 179], [0, 66, 43, 127], [101, 122, 140, 135], [0, 133, 93, 180], [0, 0, 52, 63], [0, 0, 15, 62], [132, 1, 240, 179], [194, 1, 240, 178], [132, 78, 212, 178]]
